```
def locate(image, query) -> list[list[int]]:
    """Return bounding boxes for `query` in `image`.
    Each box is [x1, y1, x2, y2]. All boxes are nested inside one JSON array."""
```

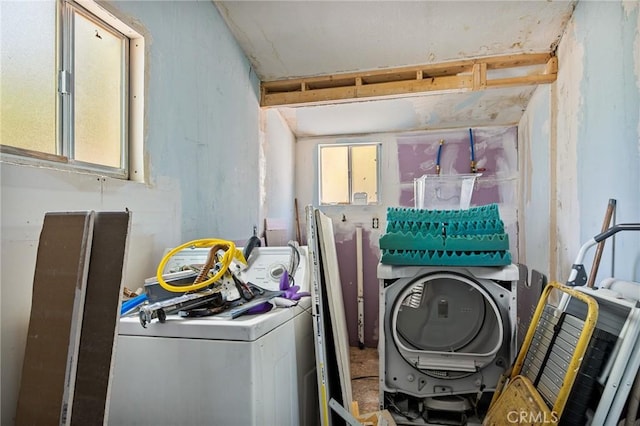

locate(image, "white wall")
[[108, 0, 262, 242], [0, 166, 182, 425], [518, 87, 552, 277], [0, 1, 260, 424], [260, 109, 297, 242], [521, 1, 640, 284]]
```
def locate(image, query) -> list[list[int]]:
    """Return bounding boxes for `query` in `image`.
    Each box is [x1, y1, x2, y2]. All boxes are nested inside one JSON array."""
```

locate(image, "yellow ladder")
[[484, 281, 599, 425]]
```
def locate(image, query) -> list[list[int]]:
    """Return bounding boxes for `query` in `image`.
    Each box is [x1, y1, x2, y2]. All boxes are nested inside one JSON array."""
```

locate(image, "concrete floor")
[[350, 346, 380, 414]]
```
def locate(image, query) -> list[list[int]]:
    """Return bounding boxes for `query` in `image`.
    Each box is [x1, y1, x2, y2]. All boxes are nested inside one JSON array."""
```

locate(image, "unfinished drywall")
[[217, 1, 575, 81], [277, 87, 536, 137], [551, 1, 640, 283], [109, 0, 261, 242], [260, 109, 297, 243], [295, 126, 519, 346], [518, 86, 552, 278], [1, 1, 260, 424], [1, 167, 182, 425], [520, 0, 639, 285], [296, 133, 392, 347]]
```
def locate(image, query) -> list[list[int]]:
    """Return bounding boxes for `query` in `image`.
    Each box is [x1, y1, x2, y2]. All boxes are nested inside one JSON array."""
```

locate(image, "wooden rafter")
[[261, 52, 557, 107]]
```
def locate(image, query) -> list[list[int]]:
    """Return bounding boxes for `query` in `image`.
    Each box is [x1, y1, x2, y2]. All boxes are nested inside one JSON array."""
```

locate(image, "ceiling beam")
[[261, 52, 557, 107]]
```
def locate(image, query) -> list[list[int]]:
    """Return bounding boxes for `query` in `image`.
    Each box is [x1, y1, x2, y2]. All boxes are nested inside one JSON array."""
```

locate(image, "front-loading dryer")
[[378, 263, 519, 425]]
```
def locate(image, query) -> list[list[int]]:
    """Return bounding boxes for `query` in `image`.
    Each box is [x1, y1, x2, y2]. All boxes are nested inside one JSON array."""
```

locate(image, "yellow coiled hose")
[[155, 238, 246, 293]]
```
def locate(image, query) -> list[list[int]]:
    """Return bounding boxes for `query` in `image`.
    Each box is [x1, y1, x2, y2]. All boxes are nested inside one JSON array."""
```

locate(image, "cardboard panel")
[[16, 212, 94, 425], [71, 211, 131, 425]]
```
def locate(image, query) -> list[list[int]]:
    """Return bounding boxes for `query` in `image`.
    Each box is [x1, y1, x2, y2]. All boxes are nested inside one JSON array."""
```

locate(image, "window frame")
[[61, 0, 129, 177], [0, 0, 145, 182], [318, 142, 381, 206]]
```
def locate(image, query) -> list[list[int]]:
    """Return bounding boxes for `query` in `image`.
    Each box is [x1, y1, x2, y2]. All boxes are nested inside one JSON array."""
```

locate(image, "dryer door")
[[389, 271, 505, 373]]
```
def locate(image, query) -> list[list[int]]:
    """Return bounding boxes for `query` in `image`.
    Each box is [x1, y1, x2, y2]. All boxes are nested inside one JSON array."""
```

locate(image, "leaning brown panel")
[[72, 211, 131, 426], [16, 211, 94, 425]]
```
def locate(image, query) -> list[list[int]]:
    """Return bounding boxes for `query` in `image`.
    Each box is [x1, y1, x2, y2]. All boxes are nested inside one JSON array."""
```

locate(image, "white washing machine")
[[108, 246, 318, 426], [378, 263, 519, 425]]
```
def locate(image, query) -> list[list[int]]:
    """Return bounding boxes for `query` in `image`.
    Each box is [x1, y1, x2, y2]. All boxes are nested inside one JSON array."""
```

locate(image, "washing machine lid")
[[117, 300, 311, 341], [118, 246, 311, 341]]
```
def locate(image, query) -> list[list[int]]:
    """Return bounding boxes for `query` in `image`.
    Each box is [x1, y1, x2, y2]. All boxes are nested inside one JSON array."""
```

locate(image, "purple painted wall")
[[334, 228, 380, 348], [397, 127, 518, 207]]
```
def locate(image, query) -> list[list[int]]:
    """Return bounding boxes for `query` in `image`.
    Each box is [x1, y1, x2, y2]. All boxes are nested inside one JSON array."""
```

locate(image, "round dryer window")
[[390, 272, 505, 372]]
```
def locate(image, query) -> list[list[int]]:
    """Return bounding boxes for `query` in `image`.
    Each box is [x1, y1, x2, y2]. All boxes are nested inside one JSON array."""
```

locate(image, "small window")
[[319, 143, 380, 205], [1, 0, 144, 180]]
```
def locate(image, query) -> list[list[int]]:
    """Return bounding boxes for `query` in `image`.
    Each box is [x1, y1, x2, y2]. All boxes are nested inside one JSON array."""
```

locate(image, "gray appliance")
[[379, 264, 519, 425]]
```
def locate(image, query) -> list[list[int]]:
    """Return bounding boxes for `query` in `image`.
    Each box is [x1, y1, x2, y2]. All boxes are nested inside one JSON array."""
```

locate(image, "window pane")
[[73, 11, 123, 168], [352, 145, 378, 203], [320, 146, 349, 204], [0, 0, 56, 153]]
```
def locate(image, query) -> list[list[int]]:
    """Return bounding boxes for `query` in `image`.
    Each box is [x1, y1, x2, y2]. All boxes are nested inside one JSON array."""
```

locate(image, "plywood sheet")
[[16, 212, 95, 425], [71, 211, 131, 425]]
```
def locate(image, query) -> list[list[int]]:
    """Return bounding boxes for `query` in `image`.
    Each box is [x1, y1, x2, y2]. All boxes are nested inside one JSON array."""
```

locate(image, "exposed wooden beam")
[[472, 63, 487, 90], [261, 52, 557, 107]]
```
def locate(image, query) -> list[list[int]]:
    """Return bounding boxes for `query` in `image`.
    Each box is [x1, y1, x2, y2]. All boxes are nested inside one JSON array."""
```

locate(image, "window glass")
[[0, 0, 141, 179], [73, 10, 124, 168], [0, 0, 57, 154], [352, 145, 378, 203], [320, 146, 349, 204], [319, 143, 380, 205]]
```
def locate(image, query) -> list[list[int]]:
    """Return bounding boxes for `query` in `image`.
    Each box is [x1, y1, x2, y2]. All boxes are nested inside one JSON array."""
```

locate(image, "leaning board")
[[72, 211, 131, 425], [307, 206, 333, 426], [316, 209, 353, 410], [16, 212, 95, 425]]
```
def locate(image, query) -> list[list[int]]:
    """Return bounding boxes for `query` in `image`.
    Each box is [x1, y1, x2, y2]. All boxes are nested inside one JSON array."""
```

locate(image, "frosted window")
[[73, 11, 124, 168], [0, 0, 56, 154], [319, 143, 380, 205], [352, 145, 378, 203], [320, 146, 349, 204], [0, 0, 138, 178]]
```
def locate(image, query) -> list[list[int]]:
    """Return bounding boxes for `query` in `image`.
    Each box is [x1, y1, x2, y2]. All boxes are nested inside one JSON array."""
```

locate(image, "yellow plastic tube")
[[155, 238, 245, 293]]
